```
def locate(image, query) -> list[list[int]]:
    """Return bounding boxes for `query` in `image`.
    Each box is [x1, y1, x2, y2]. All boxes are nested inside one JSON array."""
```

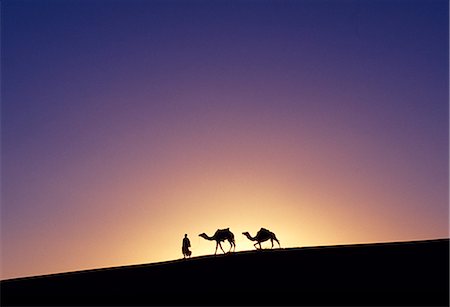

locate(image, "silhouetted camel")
[[199, 228, 236, 255], [242, 228, 280, 249]]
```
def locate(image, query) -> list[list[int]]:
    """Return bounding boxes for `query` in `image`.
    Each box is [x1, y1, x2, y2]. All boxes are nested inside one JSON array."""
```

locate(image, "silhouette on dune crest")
[[199, 228, 236, 254], [242, 228, 280, 249], [182, 234, 191, 258], [1, 239, 448, 306]]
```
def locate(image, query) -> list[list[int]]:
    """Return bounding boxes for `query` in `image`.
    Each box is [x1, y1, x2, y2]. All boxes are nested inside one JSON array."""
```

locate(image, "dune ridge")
[[1, 238, 448, 306]]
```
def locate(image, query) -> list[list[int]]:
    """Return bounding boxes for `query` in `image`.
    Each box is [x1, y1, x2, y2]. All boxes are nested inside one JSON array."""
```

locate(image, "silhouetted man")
[[182, 234, 191, 258]]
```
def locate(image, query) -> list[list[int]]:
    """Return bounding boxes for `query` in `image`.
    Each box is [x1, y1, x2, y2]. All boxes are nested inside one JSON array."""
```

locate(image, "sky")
[[1, 0, 448, 280]]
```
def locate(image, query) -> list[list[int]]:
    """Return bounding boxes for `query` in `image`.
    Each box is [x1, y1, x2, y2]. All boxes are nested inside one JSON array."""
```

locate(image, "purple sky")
[[2, 0, 448, 279]]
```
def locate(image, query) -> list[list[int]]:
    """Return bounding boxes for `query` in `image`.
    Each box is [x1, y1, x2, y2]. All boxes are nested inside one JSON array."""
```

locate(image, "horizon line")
[[2, 237, 448, 283]]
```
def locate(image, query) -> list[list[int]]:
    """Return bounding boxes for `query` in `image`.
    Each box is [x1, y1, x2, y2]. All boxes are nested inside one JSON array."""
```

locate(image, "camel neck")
[[245, 233, 257, 241]]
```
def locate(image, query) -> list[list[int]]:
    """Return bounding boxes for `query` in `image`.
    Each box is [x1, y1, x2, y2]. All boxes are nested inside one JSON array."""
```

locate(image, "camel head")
[[199, 233, 212, 240], [242, 231, 257, 241]]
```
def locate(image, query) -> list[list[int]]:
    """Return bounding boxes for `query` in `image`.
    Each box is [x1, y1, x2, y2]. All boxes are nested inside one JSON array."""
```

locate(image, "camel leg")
[[215, 242, 218, 255], [271, 239, 274, 248], [275, 238, 280, 248], [218, 242, 225, 254], [228, 240, 235, 253]]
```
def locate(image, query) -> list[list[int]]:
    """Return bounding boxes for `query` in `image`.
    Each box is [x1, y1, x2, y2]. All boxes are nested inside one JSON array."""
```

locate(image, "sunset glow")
[[2, 0, 448, 280]]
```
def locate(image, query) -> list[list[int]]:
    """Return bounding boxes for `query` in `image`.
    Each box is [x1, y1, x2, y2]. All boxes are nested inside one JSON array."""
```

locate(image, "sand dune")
[[1, 238, 448, 306]]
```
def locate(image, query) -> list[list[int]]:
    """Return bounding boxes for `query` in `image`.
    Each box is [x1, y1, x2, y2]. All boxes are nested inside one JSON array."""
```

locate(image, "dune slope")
[[1, 238, 448, 306]]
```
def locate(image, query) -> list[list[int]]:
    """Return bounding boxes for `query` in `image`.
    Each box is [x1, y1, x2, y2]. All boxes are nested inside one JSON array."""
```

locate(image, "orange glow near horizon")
[[3, 0, 448, 281], [2, 127, 447, 279]]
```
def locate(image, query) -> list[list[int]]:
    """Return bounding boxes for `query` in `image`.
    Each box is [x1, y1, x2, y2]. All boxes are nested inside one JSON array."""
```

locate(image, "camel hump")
[[217, 228, 230, 235], [259, 228, 275, 237], [220, 227, 231, 234]]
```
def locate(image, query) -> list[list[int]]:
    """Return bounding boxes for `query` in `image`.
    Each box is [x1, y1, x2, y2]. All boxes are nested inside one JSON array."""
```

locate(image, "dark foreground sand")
[[1, 238, 448, 306]]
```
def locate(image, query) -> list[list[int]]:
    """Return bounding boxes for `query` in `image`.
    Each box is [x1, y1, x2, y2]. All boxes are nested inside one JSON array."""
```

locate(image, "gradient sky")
[[2, 0, 448, 280]]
